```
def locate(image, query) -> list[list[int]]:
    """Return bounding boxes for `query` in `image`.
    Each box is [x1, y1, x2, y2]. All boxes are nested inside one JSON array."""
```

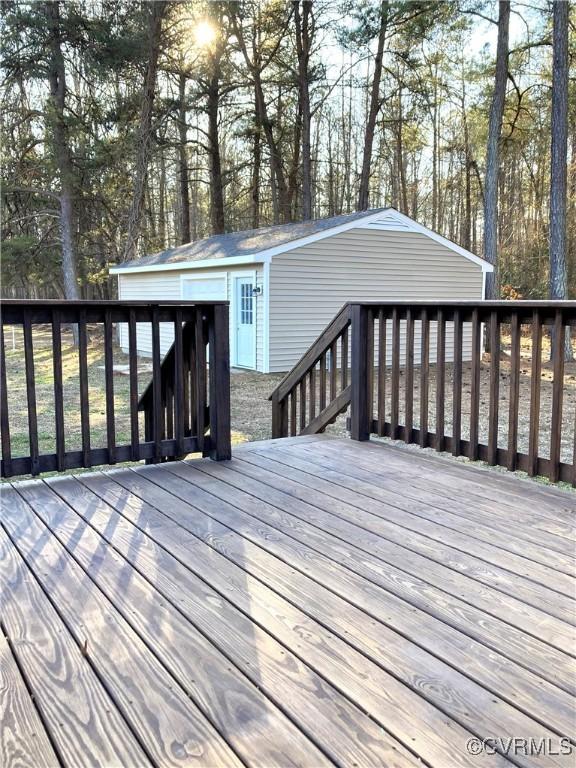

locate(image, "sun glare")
[[194, 19, 217, 47]]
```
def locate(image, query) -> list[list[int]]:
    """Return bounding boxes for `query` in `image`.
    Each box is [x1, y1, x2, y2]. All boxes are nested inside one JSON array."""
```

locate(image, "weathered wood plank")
[[0, 511, 149, 767], [4, 486, 244, 768], [194, 455, 576, 733], [103, 465, 567, 767], [79, 469, 513, 768], [265, 444, 576, 635], [303, 438, 575, 550], [233, 448, 575, 597], [73, 475, 429, 768], [35, 476, 333, 768], [0, 632, 59, 768]]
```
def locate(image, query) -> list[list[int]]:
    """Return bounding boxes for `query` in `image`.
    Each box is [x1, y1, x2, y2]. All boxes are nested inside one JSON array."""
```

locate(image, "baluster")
[[104, 309, 116, 465], [487, 311, 500, 465], [451, 309, 462, 456], [468, 308, 481, 461], [528, 310, 542, 476], [390, 308, 400, 439], [377, 308, 386, 437], [128, 309, 139, 461], [165, 381, 174, 441], [366, 310, 374, 428], [51, 310, 65, 471], [319, 353, 327, 411], [341, 326, 349, 389], [174, 309, 185, 455], [300, 377, 307, 432], [404, 308, 414, 443], [330, 340, 337, 401], [23, 310, 39, 476], [419, 308, 430, 448], [195, 307, 207, 454], [0, 320, 12, 477], [507, 311, 521, 471], [151, 307, 163, 461], [77, 311, 92, 467], [309, 367, 316, 421], [290, 387, 297, 436], [550, 310, 565, 483], [435, 309, 445, 452], [183, 336, 191, 438]]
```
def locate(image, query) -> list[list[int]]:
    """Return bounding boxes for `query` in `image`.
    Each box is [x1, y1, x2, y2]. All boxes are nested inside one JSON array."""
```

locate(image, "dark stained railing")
[[1, 300, 231, 478], [270, 301, 576, 485]]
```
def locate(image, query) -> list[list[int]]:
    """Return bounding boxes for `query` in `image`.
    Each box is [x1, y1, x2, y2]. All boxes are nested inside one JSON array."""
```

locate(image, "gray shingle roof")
[[118, 209, 389, 269]]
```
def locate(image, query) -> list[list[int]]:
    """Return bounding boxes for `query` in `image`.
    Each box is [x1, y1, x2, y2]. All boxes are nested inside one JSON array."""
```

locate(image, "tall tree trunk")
[[207, 71, 225, 234], [45, 1, 79, 300], [294, 0, 312, 220], [483, 0, 510, 299], [549, 0, 572, 360], [178, 71, 191, 244], [251, 127, 261, 229], [358, 0, 389, 211], [232, 12, 290, 223], [287, 103, 302, 217], [122, 0, 167, 262]]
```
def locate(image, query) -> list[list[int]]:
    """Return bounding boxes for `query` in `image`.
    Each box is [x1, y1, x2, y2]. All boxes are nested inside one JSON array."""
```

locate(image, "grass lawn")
[[3, 323, 575, 488]]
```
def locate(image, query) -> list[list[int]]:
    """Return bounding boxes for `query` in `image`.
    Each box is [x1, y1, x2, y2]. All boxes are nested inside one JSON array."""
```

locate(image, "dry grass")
[[3, 325, 575, 489]]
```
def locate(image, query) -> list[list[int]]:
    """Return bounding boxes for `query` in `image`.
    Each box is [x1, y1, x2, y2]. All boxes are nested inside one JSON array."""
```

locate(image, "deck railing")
[[1, 300, 231, 478], [270, 300, 576, 485]]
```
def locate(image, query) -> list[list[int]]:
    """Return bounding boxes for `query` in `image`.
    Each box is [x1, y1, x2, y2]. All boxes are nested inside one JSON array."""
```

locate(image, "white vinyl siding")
[[267, 228, 484, 373], [118, 266, 264, 369]]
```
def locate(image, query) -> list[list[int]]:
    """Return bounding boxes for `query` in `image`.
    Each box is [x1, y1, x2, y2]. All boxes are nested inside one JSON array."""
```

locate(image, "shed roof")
[[110, 208, 491, 274], [116, 209, 389, 270]]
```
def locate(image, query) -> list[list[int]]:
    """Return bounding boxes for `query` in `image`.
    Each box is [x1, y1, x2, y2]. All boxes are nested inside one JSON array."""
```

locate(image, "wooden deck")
[[1, 435, 575, 768]]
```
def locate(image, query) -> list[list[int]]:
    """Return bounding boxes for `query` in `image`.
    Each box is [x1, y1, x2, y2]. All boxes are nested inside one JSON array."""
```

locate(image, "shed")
[[110, 208, 492, 373]]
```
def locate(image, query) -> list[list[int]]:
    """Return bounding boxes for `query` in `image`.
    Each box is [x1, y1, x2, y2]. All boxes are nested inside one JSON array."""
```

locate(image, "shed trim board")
[[113, 210, 490, 373]]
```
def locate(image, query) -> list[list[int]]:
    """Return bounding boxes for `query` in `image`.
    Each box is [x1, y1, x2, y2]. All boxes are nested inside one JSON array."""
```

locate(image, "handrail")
[[270, 304, 352, 438], [270, 300, 576, 485], [1, 300, 231, 478]]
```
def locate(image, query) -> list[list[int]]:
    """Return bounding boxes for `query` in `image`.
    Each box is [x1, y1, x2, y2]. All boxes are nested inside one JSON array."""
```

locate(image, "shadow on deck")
[[2, 435, 575, 767]]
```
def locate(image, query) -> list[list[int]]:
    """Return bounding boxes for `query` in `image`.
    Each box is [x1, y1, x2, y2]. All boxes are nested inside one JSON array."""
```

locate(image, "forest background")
[[1, 0, 574, 304]]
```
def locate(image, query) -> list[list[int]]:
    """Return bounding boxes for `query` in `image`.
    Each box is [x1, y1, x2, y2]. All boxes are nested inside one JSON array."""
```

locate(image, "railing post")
[[209, 303, 231, 460], [271, 392, 288, 438], [350, 303, 370, 441]]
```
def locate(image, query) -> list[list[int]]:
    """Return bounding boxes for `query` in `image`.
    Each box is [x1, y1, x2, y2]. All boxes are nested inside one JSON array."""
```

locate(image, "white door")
[[234, 276, 256, 368]]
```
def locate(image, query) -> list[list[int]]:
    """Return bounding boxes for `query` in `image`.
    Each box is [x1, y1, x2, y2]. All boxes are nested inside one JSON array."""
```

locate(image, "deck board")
[[232, 450, 574, 594], [186, 457, 575, 621], [0, 514, 150, 768], [0, 633, 59, 768], [2, 436, 575, 767]]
